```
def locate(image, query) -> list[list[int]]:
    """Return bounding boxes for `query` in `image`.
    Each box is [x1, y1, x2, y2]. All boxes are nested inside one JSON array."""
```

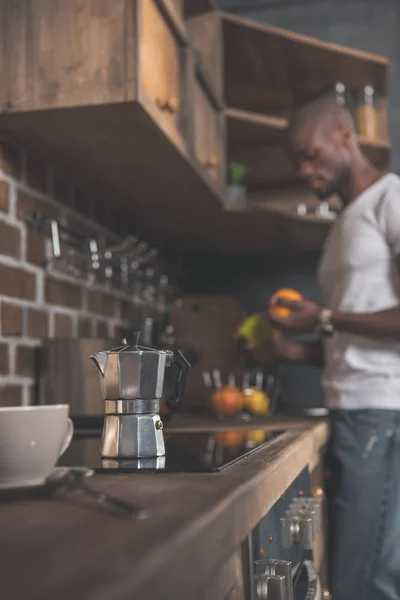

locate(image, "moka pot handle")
[[166, 350, 190, 409]]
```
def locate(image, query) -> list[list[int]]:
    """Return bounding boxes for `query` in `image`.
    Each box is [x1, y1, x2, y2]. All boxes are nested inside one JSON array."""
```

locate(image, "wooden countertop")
[[165, 412, 328, 432], [0, 417, 329, 600]]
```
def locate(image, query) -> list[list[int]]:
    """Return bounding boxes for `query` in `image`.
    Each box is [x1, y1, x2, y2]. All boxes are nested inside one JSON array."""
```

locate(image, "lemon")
[[236, 314, 273, 346], [244, 388, 270, 415], [245, 430, 269, 445]]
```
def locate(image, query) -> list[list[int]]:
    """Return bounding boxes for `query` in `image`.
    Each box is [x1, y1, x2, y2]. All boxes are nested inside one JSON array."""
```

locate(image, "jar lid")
[[364, 84, 375, 96], [335, 82, 346, 94]]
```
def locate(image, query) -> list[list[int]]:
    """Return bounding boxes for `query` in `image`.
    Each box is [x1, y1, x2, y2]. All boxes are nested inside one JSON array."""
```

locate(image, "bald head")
[[287, 96, 358, 199], [288, 96, 355, 140]]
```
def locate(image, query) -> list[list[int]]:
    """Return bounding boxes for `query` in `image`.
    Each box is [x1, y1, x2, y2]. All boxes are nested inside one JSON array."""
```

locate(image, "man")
[[249, 97, 400, 600]]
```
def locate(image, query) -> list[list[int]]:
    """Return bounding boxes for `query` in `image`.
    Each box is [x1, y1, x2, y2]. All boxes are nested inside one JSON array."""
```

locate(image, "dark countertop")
[[0, 416, 329, 600]]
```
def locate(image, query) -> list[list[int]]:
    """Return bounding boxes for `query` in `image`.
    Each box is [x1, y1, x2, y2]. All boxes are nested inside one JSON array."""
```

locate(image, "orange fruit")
[[269, 288, 303, 320], [215, 430, 245, 448], [211, 385, 245, 416]]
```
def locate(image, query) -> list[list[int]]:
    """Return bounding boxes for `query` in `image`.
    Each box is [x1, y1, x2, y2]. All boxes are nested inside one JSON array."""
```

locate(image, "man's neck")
[[339, 154, 383, 207]]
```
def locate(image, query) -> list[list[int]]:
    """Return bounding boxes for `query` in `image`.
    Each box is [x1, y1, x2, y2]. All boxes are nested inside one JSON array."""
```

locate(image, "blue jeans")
[[327, 410, 400, 600]]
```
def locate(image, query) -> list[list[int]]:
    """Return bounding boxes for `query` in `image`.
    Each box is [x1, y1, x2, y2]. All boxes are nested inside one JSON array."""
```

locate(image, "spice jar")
[[356, 85, 379, 140], [333, 82, 347, 106]]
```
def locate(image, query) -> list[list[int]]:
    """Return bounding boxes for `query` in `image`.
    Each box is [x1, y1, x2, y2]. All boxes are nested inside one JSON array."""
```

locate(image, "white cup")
[[0, 404, 74, 489]]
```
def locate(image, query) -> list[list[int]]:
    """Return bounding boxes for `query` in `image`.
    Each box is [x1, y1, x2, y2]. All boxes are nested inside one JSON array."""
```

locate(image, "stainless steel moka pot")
[[90, 338, 190, 459]]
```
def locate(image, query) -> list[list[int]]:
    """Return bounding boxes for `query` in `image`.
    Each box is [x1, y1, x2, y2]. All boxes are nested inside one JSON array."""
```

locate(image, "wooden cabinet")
[[3, 0, 188, 144], [192, 73, 224, 188], [0, 0, 227, 254], [0, 3, 391, 254], [184, 0, 217, 18], [165, 0, 183, 18], [186, 12, 223, 100], [201, 550, 246, 600], [0, 2, 7, 111], [139, 0, 186, 135], [6, 0, 127, 112], [187, 10, 390, 252]]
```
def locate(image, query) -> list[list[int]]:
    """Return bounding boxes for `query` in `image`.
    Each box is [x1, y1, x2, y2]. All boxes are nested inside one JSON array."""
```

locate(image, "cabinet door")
[[0, 2, 7, 111], [193, 78, 223, 187], [186, 12, 223, 101], [199, 550, 246, 600], [139, 0, 183, 133], [164, 0, 183, 19], [6, 0, 126, 112], [193, 80, 210, 171]]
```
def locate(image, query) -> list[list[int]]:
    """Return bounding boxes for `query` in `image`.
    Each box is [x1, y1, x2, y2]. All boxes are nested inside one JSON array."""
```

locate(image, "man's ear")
[[339, 125, 353, 146]]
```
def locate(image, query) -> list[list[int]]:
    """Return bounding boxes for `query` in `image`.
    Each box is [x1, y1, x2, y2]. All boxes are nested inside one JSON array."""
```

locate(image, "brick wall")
[[0, 139, 140, 407]]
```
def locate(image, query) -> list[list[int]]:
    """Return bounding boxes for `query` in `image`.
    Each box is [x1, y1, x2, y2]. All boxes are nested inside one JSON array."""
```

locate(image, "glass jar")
[[333, 82, 347, 106], [356, 85, 379, 140]]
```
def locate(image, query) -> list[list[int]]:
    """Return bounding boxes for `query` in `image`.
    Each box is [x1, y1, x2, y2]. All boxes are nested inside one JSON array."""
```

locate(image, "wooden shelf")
[[0, 4, 391, 256], [358, 136, 391, 168], [0, 103, 225, 253], [214, 203, 331, 253], [184, 0, 217, 17], [222, 12, 389, 115], [0, 103, 330, 255], [226, 107, 391, 189]]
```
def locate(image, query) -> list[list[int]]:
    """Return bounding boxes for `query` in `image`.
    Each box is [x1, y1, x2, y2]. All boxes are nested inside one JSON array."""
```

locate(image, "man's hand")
[[245, 330, 288, 363], [269, 298, 321, 334], [245, 329, 325, 367]]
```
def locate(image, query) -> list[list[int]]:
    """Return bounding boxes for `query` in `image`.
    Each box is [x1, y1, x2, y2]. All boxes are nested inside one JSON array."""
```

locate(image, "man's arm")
[[271, 256, 400, 340], [330, 306, 400, 340], [328, 254, 400, 339], [271, 194, 400, 339], [272, 298, 400, 340]]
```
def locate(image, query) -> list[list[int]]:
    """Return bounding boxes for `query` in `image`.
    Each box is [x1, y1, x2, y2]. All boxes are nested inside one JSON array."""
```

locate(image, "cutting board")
[[170, 295, 245, 411], [38, 338, 114, 416]]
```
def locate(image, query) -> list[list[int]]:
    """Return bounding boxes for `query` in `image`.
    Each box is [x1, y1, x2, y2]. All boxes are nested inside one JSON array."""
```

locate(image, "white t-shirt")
[[318, 173, 400, 410]]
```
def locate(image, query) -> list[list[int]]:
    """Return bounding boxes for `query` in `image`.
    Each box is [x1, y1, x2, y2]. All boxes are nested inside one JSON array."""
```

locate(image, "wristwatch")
[[318, 308, 335, 336]]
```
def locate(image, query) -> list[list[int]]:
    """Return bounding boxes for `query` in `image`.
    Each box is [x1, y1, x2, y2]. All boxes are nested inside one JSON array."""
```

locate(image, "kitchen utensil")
[[255, 370, 264, 390], [202, 370, 213, 390], [212, 368, 223, 390], [91, 336, 190, 459], [228, 373, 236, 386], [242, 371, 250, 390]]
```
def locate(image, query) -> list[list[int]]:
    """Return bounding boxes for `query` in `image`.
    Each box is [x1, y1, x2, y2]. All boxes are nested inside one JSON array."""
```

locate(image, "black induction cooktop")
[[59, 429, 285, 473]]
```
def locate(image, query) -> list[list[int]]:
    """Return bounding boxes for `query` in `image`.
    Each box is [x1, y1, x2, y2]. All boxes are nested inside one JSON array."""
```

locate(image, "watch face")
[[319, 309, 334, 336]]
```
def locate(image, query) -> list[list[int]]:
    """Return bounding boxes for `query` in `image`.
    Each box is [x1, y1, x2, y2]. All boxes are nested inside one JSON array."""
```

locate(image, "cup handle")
[[59, 418, 74, 457]]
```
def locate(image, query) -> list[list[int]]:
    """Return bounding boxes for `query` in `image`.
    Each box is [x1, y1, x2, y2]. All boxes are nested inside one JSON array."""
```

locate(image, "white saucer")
[[0, 466, 94, 492], [0, 477, 45, 491]]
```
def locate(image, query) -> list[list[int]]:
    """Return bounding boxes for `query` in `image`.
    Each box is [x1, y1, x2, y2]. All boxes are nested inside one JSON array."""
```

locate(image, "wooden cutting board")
[[170, 295, 245, 411], [38, 338, 114, 415]]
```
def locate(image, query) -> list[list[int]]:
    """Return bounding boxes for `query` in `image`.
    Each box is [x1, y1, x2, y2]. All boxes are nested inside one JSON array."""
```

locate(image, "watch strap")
[[318, 308, 334, 335]]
